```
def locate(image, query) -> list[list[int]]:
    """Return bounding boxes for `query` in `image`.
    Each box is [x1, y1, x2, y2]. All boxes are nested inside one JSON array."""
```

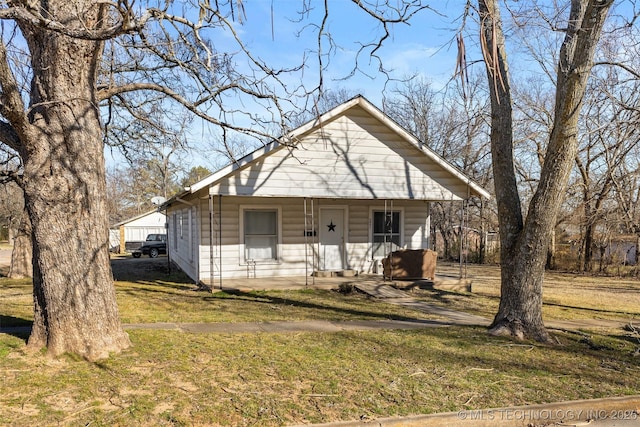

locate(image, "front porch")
[[200, 270, 472, 294]]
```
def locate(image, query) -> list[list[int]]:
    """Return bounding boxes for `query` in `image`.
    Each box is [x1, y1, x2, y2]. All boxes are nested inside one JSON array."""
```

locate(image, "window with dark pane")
[[372, 211, 400, 257], [244, 209, 278, 261]]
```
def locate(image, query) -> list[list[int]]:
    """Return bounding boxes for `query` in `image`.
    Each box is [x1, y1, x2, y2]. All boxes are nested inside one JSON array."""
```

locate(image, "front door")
[[319, 208, 345, 271]]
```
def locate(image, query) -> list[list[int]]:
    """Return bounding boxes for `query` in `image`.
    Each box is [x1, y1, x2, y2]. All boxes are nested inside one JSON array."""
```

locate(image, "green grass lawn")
[[431, 263, 640, 323], [1, 260, 640, 426]]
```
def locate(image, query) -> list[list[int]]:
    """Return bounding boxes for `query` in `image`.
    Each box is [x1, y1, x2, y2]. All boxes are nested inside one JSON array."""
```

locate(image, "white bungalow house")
[[163, 96, 490, 286]]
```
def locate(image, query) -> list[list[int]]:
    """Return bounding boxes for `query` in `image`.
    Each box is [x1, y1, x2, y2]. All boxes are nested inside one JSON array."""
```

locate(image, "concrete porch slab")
[[202, 273, 473, 294]]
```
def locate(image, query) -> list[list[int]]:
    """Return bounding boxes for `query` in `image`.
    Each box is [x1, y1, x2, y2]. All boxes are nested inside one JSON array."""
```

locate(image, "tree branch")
[[594, 60, 640, 79], [97, 81, 279, 142], [0, 1, 146, 40], [0, 40, 26, 153]]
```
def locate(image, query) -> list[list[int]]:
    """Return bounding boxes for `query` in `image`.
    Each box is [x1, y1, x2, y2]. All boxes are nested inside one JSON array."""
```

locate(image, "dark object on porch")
[[382, 249, 437, 280]]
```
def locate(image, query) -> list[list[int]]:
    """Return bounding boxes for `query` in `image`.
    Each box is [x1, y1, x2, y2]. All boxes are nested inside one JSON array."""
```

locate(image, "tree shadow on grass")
[[603, 329, 640, 348], [406, 281, 640, 321], [543, 301, 640, 317], [202, 289, 436, 324], [354, 326, 640, 394], [111, 257, 429, 322], [0, 315, 32, 341], [403, 284, 499, 315], [111, 256, 192, 283]]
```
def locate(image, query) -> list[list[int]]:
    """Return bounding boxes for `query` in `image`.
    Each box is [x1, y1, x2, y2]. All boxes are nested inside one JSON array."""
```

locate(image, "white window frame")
[[172, 213, 178, 250], [370, 207, 404, 258], [239, 205, 282, 264]]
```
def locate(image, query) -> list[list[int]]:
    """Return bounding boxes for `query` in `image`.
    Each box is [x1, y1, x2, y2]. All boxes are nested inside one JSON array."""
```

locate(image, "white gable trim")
[[188, 141, 281, 194], [171, 96, 489, 206], [350, 98, 490, 200], [111, 209, 166, 228]]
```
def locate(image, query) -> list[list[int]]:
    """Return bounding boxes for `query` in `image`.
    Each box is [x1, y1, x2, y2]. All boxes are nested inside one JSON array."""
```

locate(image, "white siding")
[[124, 226, 166, 243], [405, 201, 431, 248], [168, 204, 199, 281], [109, 229, 120, 251], [347, 203, 373, 273], [182, 196, 431, 282], [125, 211, 166, 228], [208, 106, 468, 201]]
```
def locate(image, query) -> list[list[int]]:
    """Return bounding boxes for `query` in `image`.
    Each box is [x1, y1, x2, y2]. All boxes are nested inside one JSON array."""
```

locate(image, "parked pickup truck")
[[131, 233, 167, 258]]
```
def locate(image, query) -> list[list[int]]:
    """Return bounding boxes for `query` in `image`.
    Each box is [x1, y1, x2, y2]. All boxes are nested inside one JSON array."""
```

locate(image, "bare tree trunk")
[[598, 244, 607, 272], [583, 222, 594, 272], [9, 1, 130, 360], [8, 209, 32, 279], [479, 0, 612, 343], [635, 233, 640, 268], [441, 228, 452, 260], [546, 228, 556, 270]]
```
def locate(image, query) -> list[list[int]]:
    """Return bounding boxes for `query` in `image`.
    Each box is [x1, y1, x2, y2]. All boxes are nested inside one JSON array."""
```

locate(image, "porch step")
[[354, 282, 411, 299], [392, 276, 473, 293], [337, 270, 356, 277], [313, 270, 357, 278]]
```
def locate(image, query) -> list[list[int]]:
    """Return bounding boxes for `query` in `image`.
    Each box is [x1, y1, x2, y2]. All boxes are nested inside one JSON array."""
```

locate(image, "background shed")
[[110, 211, 167, 253]]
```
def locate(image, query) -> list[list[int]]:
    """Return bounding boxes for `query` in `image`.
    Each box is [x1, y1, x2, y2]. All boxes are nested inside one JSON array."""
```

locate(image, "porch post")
[[209, 194, 215, 290]]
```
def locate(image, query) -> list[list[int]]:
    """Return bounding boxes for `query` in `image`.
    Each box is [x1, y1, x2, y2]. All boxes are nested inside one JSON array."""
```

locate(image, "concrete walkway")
[[0, 289, 625, 337], [354, 281, 491, 326], [294, 395, 640, 427], [122, 318, 452, 334], [351, 281, 628, 331]]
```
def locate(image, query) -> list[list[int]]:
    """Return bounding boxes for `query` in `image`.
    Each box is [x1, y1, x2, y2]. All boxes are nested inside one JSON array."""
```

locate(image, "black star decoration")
[[327, 221, 336, 232]]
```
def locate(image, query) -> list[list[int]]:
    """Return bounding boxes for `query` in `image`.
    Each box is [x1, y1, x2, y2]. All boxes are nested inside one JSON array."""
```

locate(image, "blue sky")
[[105, 1, 471, 172], [237, 1, 466, 101], [103, 1, 640, 174]]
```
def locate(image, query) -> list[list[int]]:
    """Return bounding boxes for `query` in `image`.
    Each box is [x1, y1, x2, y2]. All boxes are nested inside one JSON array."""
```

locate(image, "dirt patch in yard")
[[110, 255, 188, 284]]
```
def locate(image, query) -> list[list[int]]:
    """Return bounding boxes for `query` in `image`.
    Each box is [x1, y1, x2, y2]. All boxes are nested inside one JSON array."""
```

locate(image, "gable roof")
[[171, 96, 490, 203], [111, 210, 166, 228]]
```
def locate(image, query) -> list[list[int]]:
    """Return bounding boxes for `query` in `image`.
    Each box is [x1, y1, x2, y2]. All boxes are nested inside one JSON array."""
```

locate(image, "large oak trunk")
[[17, 1, 130, 360], [489, 197, 556, 343], [479, 0, 611, 343], [478, 0, 549, 342]]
